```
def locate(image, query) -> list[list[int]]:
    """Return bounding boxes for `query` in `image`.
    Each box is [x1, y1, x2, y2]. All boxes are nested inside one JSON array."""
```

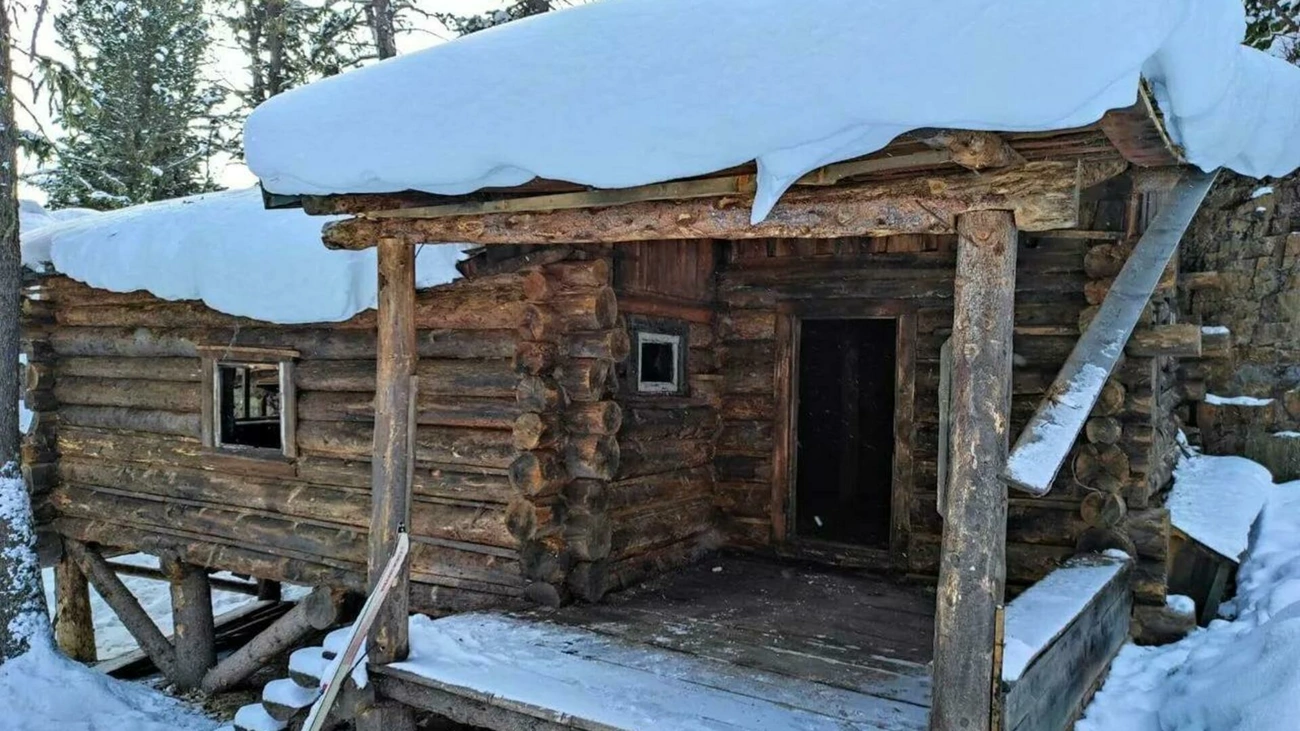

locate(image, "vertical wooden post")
[[163, 555, 216, 691], [930, 210, 1017, 731], [53, 556, 96, 663], [369, 237, 416, 666]]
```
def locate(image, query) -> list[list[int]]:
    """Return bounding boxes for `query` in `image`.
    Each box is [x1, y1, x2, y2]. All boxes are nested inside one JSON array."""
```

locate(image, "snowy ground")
[[1078, 453, 1300, 731]]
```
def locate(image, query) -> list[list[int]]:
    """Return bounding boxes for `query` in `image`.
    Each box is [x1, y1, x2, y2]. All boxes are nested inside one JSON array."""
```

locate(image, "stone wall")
[[1181, 171, 1300, 479]]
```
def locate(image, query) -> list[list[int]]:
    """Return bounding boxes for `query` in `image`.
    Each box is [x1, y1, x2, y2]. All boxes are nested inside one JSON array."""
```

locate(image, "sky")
[[11, 0, 508, 202]]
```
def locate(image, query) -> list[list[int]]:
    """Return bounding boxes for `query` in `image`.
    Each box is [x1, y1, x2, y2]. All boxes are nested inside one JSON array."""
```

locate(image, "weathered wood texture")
[[33, 267, 536, 615], [930, 210, 1018, 731], [322, 162, 1082, 249], [53, 556, 96, 662]]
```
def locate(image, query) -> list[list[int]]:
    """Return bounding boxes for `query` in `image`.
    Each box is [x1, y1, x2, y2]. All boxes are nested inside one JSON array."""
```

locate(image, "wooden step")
[[262, 678, 321, 723], [288, 646, 330, 689], [233, 703, 287, 731]]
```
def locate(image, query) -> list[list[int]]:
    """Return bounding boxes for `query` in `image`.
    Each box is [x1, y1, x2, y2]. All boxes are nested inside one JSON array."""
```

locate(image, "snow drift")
[[21, 188, 465, 325], [1079, 456, 1300, 731], [245, 0, 1300, 222]]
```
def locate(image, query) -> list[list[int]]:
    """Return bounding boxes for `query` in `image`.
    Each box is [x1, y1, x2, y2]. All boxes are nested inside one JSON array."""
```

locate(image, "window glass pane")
[[640, 342, 676, 384], [217, 363, 283, 450]]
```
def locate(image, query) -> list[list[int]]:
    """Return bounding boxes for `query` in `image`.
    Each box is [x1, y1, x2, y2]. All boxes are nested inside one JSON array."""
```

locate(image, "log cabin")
[[23, 3, 1300, 731]]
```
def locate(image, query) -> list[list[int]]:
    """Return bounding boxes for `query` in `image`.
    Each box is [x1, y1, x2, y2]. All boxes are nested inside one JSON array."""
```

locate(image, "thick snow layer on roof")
[[21, 188, 466, 325], [245, 0, 1300, 223], [1079, 474, 1300, 731], [1168, 452, 1275, 560]]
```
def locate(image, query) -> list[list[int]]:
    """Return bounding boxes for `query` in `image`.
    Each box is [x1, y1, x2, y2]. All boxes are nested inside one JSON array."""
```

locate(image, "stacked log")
[[36, 272, 539, 614], [511, 258, 623, 604]]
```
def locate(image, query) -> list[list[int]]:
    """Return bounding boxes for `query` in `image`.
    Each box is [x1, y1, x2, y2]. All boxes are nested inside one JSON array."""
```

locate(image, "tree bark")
[[54, 558, 97, 663], [930, 210, 1017, 731], [0, 4, 48, 665], [163, 556, 216, 690], [367, 0, 398, 59]]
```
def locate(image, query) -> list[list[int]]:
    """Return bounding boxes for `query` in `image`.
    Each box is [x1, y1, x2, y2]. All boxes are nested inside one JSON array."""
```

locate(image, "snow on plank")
[[1003, 169, 1217, 495], [1169, 453, 1275, 561], [386, 613, 928, 731]]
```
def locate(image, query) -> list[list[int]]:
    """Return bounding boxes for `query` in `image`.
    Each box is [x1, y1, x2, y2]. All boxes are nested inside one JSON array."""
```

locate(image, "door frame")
[[772, 299, 916, 572]]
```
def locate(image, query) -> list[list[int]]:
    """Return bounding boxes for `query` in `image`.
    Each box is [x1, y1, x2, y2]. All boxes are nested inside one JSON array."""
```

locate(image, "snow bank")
[[1168, 453, 1275, 561], [1079, 473, 1300, 731], [1001, 554, 1128, 683], [21, 188, 466, 325], [0, 635, 216, 731], [246, 0, 1300, 223]]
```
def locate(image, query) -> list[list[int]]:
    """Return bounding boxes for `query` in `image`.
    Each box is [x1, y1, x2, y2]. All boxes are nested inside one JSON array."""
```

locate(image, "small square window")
[[636, 332, 682, 394], [218, 363, 283, 450], [199, 346, 298, 459]]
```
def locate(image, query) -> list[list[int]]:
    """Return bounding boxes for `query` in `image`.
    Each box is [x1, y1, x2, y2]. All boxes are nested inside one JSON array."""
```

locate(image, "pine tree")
[[37, 0, 224, 210], [1246, 0, 1300, 62], [436, 0, 584, 36]]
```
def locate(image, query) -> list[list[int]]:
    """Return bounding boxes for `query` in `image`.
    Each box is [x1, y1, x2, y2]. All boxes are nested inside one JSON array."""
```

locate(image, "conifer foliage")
[[436, 0, 582, 36], [1246, 0, 1300, 61], [38, 0, 224, 210]]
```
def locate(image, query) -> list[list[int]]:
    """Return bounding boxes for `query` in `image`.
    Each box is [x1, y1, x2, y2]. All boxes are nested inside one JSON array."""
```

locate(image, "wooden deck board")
[[376, 555, 935, 730]]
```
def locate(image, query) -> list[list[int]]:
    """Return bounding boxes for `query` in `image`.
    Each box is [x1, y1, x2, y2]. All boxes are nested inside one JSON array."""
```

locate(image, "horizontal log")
[[295, 359, 516, 397], [296, 391, 521, 430], [618, 439, 714, 480], [555, 359, 613, 402], [566, 435, 620, 481], [562, 329, 631, 361], [563, 401, 622, 436], [1083, 243, 1128, 279], [60, 406, 201, 438], [621, 406, 720, 440], [55, 377, 200, 412], [297, 455, 513, 504], [548, 288, 618, 331], [522, 260, 612, 301], [513, 341, 558, 376], [49, 326, 517, 360], [55, 516, 364, 591], [1126, 324, 1202, 357], [512, 413, 561, 451], [607, 467, 713, 513], [516, 376, 565, 412], [611, 498, 714, 561], [322, 162, 1082, 248], [58, 357, 202, 382], [508, 451, 568, 498], [297, 420, 516, 469]]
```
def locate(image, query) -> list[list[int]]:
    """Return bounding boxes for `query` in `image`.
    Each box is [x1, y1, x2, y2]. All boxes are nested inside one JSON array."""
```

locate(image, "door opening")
[[794, 318, 897, 548]]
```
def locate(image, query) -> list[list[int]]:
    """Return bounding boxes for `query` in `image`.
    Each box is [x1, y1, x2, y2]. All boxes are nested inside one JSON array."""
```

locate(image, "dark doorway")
[[795, 319, 897, 547]]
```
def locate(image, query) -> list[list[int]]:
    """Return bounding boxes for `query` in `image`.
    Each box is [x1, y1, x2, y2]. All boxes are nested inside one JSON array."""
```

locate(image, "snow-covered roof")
[[245, 0, 1300, 223], [22, 188, 465, 325]]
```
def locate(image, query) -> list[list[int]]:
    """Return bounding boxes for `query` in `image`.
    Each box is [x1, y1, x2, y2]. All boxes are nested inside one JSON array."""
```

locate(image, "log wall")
[[26, 270, 535, 614], [713, 179, 1177, 591], [606, 241, 722, 594]]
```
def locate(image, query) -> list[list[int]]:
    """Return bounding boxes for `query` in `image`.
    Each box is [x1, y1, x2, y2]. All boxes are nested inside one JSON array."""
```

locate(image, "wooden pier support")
[[369, 237, 417, 666], [931, 210, 1018, 731], [53, 556, 96, 663], [163, 555, 216, 691]]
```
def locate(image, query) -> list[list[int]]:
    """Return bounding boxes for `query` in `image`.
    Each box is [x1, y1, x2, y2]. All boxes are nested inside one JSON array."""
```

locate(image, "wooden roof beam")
[[322, 161, 1081, 249], [911, 129, 1026, 171], [1002, 168, 1217, 497]]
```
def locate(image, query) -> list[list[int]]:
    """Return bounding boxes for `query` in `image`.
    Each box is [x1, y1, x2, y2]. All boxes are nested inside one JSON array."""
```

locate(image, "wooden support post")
[[53, 556, 96, 663], [162, 555, 216, 691], [369, 237, 416, 666], [65, 541, 178, 682], [930, 210, 1018, 731]]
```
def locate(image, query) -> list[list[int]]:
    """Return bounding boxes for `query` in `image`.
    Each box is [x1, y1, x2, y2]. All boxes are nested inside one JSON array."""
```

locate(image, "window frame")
[[627, 316, 689, 397], [198, 345, 299, 460]]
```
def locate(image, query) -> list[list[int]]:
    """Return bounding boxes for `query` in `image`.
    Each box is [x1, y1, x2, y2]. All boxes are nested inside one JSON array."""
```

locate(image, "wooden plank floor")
[[375, 554, 936, 730]]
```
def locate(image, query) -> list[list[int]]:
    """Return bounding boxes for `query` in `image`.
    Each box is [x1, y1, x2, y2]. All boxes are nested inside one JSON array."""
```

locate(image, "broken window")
[[199, 347, 298, 458]]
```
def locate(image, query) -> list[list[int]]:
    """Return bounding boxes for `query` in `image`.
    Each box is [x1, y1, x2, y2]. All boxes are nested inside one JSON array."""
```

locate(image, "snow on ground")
[[21, 188, 467, 325], [1167, 453, 1276, 560], [0, 636, 218, 731], [1078, 457, 1300, 731], [1205, 393, 1275, 407], [246, 0, 1300, 223]]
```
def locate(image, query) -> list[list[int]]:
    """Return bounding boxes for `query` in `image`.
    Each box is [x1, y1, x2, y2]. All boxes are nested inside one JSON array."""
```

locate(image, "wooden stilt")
[[162, 555, 216, 691], [930, 210, 1018, 731], [369, 237, 417, 666], [53, 556, 96, 663], [65, 541, 178, 682]]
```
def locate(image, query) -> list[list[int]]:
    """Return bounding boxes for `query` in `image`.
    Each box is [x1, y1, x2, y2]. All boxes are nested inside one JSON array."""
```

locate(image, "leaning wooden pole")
[[368, 237, 416, 666], [930, 210, 1018, 731]]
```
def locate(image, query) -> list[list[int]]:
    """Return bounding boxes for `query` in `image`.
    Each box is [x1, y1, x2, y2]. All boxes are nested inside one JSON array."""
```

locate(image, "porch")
[[372, 554, 935, 730]]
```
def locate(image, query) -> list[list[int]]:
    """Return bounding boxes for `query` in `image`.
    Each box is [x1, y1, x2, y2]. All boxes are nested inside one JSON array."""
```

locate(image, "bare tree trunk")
[[366, 0, 397, 60], [265, 0, 286, 97], [0, 1, 48, 665]]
